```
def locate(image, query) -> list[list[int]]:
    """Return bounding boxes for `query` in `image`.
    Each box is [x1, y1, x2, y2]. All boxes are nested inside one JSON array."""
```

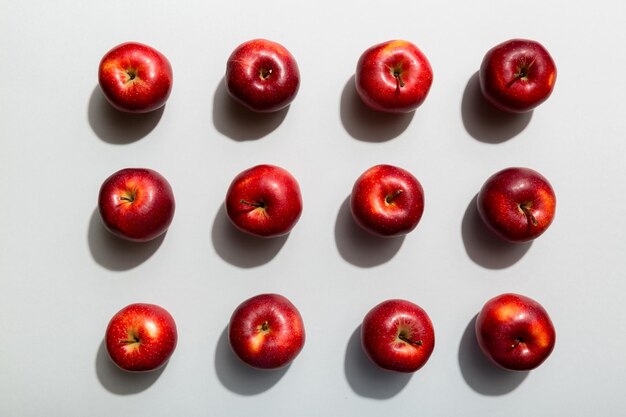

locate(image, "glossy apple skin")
[[476, 293, 556, 371], [350, 164, 424, 237], [105, 303, 178, 372], [229, 294, 305, 369], [361, 299, 435, 373], [356, 40, 433, 113], [225, 164, 303, 238], [226, 39, 300, 112], [98, 42, 173, 113], [479, 39, 557, 113], [98, 168, 175, 242], [477, 167, 555, 243]]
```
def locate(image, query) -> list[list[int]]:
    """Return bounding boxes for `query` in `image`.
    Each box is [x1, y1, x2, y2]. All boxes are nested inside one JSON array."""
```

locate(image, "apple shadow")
[[212, 77, 289, 141], [214, 326, 288, 395], [340, 75, 414, 142], [344, 325, 412, 399], [95, 339, 165, 395], [461, 195, 532, 269], [87, 208, 165, 271], [461, 72, 533, 143], [211, 204, 288, 268], [334, 196, 405, 268], [87, 85, 164, 144], [458, 315, 529, 395]]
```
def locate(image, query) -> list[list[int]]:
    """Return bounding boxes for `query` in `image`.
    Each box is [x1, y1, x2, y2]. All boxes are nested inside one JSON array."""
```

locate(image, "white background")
[[1, 1, 625, 416]]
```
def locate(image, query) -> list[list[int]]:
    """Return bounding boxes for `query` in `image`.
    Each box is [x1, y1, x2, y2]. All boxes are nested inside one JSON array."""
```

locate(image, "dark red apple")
[[350, 164, 424, 237], [476, 293, 556, 371], [477, 167, 555, 243], [355, 40, 433, 113], [98, 42, 173, 113], [479, 38, 557, 113], [98, 168, 175, 242], [361, 299, 435, 373], [229, 293, 305, 369], [225, 39, 300, 112], [105, 303, 177, 372], [225, 164, 302, 238]]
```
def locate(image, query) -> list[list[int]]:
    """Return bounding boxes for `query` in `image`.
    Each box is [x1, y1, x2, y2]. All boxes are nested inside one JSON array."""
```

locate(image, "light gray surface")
[[1, 1, 625, 416]]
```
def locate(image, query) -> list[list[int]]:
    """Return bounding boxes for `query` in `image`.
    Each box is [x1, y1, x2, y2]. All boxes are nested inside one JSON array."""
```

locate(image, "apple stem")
[[508, 57, 537, 86], [519, 203, 539, 226], [240, 199, 266, 209], [125, 69, 137, 82], [511, 338, 523, 349], [398, 334, 422, 346], [522, 57, 537, 76], [119, 190, 137, 204], [393, 71, 405, 88], [261, 321, 269, 331], [385, 189, 404, 204]]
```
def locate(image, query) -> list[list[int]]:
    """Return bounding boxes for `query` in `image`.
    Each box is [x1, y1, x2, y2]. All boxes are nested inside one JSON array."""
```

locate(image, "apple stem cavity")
[[260, 68, 273, 80], [121, 335, 140, 345], [125, 69, 137, 82], [393, 71, 405, 88], [519, 203, 539, 226], [511, 337, 523, 349], [385, 189, 404, 205], [240, 199, 266, 209], [119, 190, 137, 204], [398, 333, 423, 346], [509, 57, 537, 86], [258, 320, 271, 335]]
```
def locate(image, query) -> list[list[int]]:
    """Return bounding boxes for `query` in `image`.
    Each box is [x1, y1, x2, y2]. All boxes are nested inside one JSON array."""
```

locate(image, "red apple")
[[476, 293, 556, 371], [229, 293, 305, 369], [355, 40, 433, 113], [479, 39, 557, 113], [361, 299, 435, 373], [98, 42, 173, 113], [225, 39, 300, 112], [98, 168, 175, 242], [105, 303, 177, 372], [350, 164, 424, 237], [225, 164, 303, 238], [477, 167, 556, 243]]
